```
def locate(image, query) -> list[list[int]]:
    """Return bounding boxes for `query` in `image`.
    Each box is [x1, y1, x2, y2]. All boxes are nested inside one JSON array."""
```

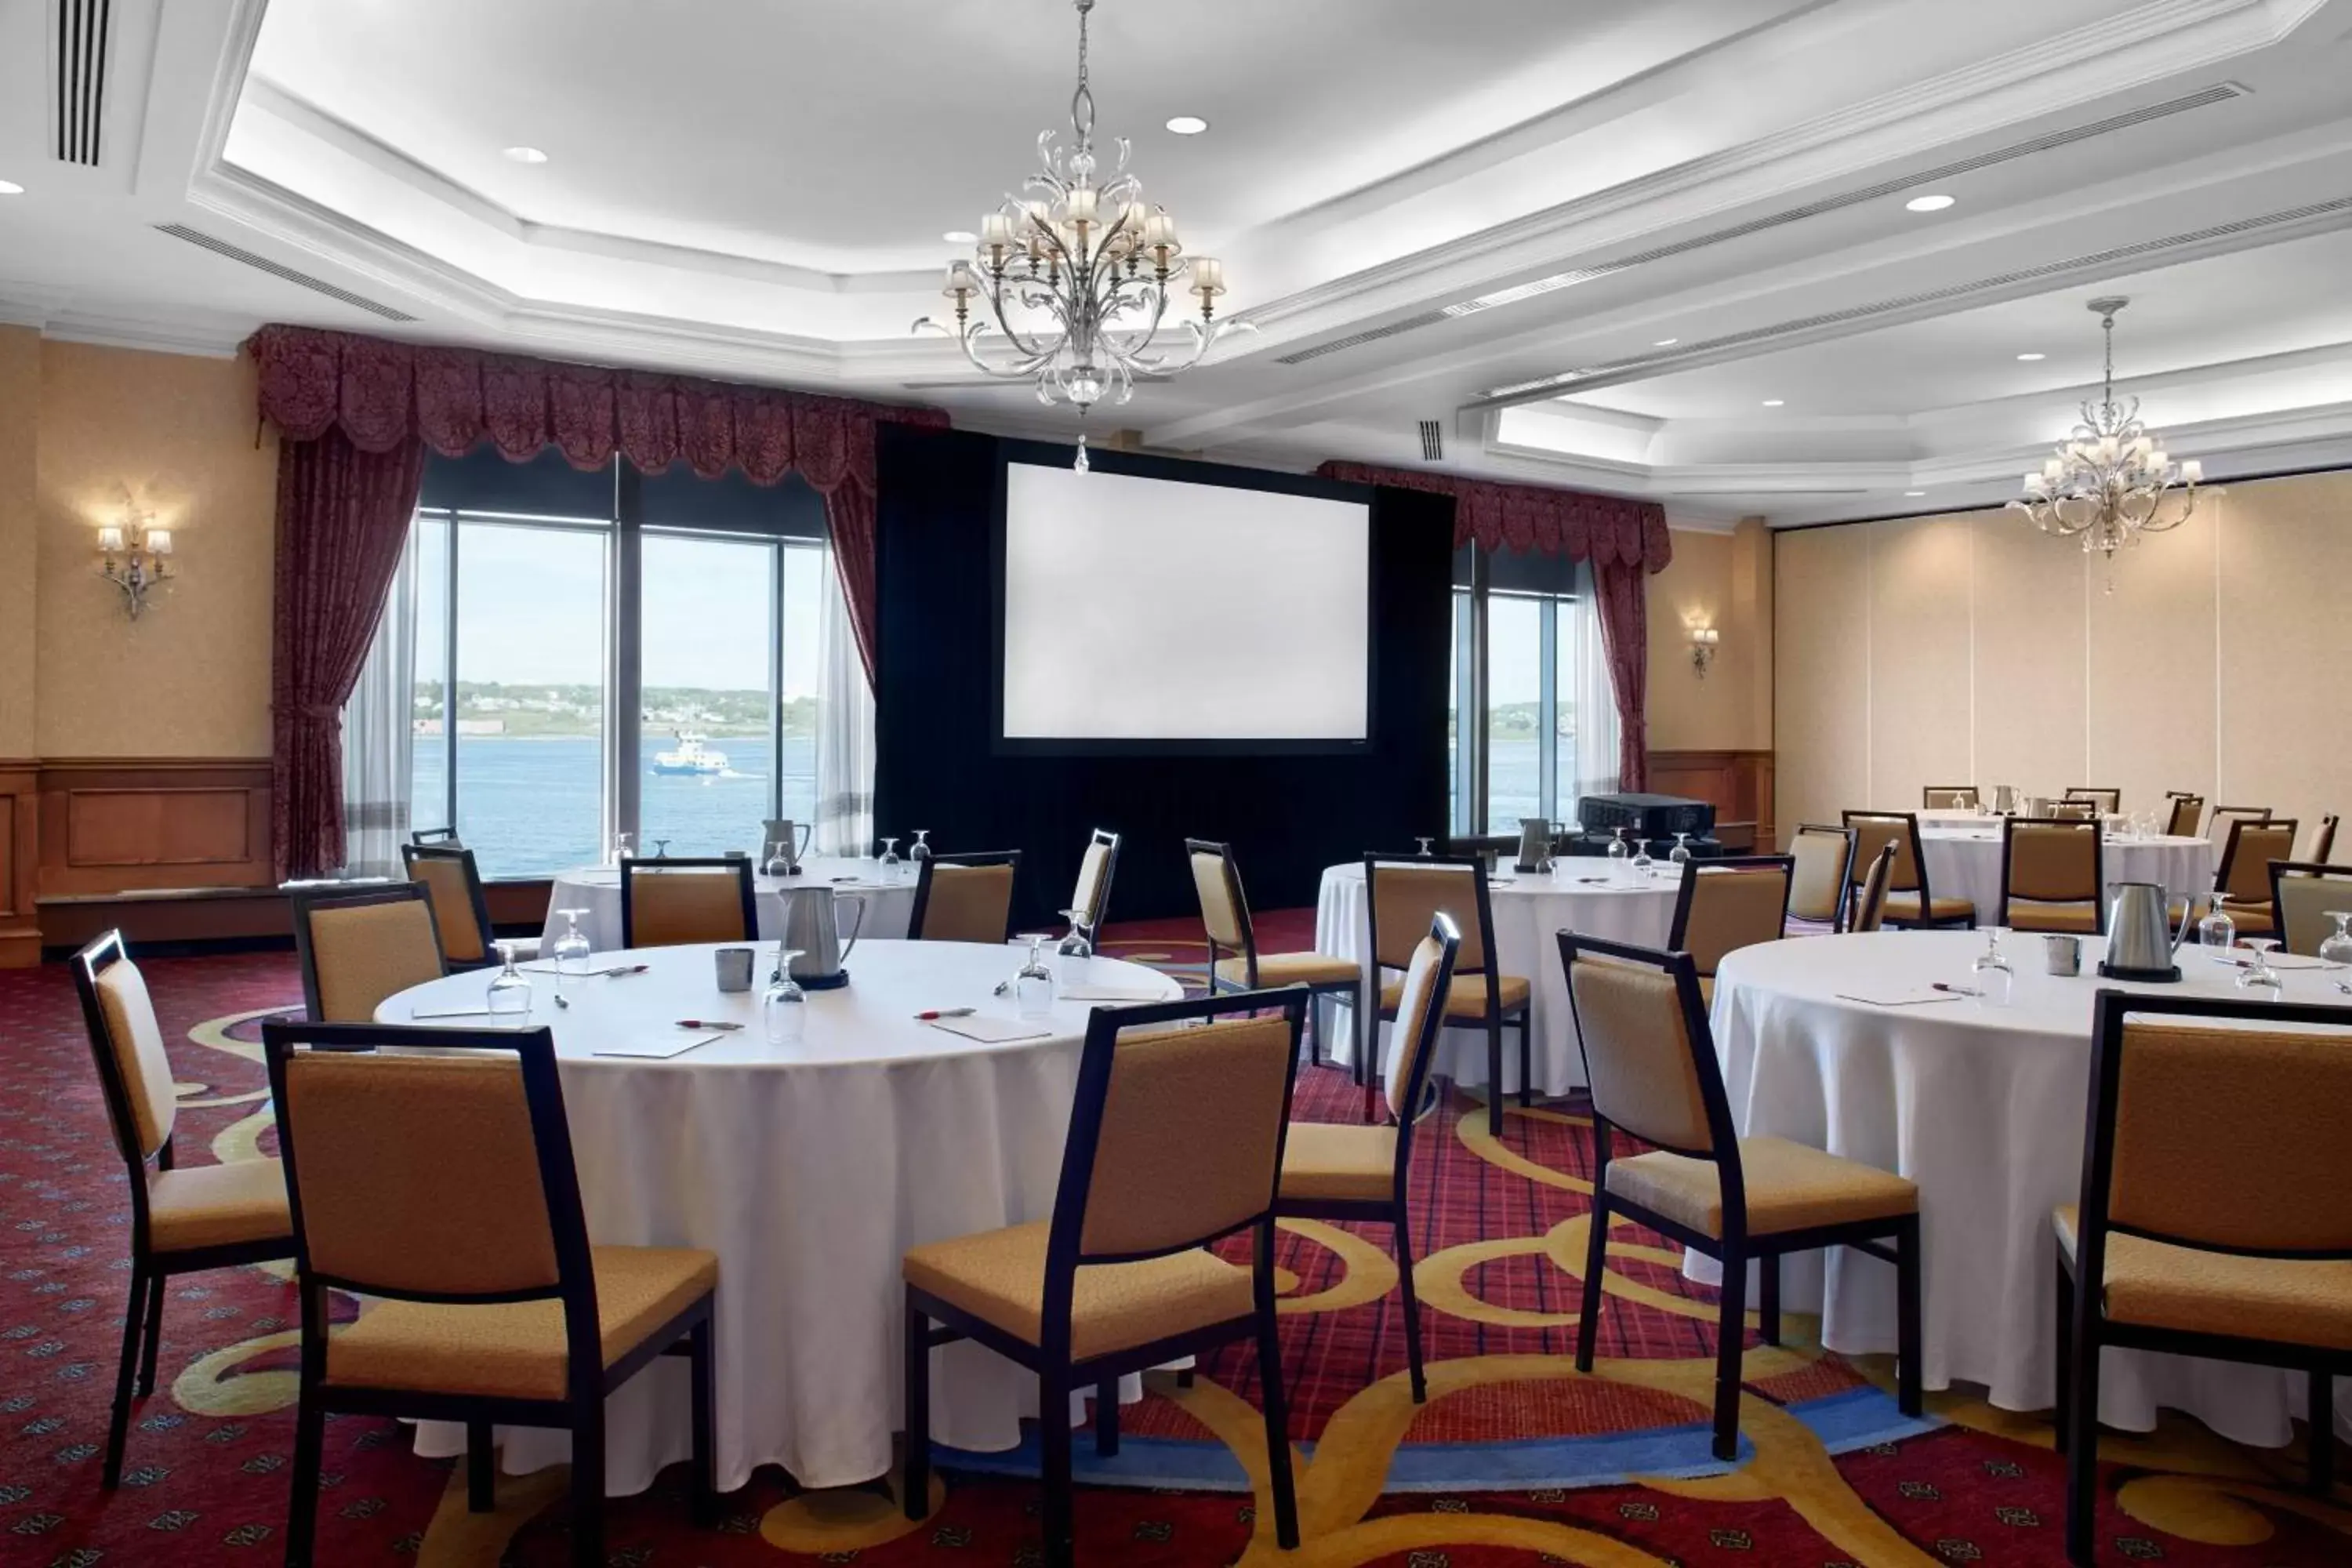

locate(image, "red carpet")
[[1, 927, 2344, 1566]]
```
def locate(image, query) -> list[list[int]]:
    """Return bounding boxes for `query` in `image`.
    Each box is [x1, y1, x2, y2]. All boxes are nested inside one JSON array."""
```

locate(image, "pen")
[[606, 964, 650, 977], [1929, 982, 1984, 996], [675, 1019, 745, 1031], [914, 1007, 976, 1021]]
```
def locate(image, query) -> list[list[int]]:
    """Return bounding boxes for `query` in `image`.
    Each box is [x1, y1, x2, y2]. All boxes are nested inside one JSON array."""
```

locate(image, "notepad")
[[925, 1015, 1053, 1044], [1057, 984, 1167, 1002], [591, 1032, 724, 1059], [408, 1006, 508, 1022], [1833, 987, 1968, 1007]]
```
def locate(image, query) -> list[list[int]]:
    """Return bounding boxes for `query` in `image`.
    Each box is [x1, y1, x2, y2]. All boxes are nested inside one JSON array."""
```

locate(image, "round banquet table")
[[375, 938, 1182, 1494], [1915, 824, 2212, 917], [1709, 928, 2351, 1447], [539, 856, 915, 955], [1316, 860, 1680, 1094]]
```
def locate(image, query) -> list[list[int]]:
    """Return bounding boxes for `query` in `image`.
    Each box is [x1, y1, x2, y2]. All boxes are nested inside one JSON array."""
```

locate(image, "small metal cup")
[[2043, 934, 2082, 977], [713, 946, 756, 993]]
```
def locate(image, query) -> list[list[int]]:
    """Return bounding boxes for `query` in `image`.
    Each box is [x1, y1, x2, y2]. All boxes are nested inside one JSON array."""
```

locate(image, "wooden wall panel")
[[36, 759, 273, 899], [0, 763, 34, 966], [1649, 750, 1776, 850]]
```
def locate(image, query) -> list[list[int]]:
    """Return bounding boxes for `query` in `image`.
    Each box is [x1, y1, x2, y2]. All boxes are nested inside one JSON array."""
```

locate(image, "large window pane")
[[409, 514, 451, 833], [779, 546, 825, 826], [1553, 596, 1582, 815], [639, 532, 777, 858], [1485, 593, 1543, 828], [453, 523, 608, 877]]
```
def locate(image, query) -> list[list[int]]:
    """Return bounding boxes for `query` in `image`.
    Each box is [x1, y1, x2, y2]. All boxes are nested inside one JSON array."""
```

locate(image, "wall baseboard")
[[1647, 749, 1776, 851]]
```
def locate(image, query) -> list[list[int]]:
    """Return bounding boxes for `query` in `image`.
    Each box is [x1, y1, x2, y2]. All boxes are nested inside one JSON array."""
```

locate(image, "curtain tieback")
[[275, 703, 346, 721]]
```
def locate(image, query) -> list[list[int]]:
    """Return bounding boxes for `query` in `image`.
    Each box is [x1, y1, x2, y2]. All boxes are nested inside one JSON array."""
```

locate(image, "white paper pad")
[[592, 1032, 724, 1059], [408, 1006, 505, 1021], [925, 1015, 1054, 1044], [1834, 986, 1969, 1007], [1057, 984, 1167, 1002]]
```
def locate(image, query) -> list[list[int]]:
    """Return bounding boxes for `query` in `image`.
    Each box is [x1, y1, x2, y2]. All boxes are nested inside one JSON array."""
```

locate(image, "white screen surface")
[[1001, 462, 1370, 742]]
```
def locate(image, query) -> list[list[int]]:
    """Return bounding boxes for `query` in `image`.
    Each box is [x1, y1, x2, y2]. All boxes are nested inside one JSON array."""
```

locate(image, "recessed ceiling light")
[[942, 230, 978, 245], [0, 180, 22, 196], [1904, 193, 1955, 212], [1165, 115, 1210, 135], [503, 146, 549, 165], [1904, 490, 1927, 498], [1653, 337, 1679, 347], [1761, 399, 1785, 408], [2016, 351, 2046, 361]]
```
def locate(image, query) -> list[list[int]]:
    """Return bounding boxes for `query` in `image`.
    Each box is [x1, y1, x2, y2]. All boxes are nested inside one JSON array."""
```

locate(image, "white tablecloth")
[[1710, 928, 2350, 1446], [376, 938, 1181, 1493], [539, 856, 915, 954], [1917, 826, 2212, 920], [1315, 861, 1680, 1094]]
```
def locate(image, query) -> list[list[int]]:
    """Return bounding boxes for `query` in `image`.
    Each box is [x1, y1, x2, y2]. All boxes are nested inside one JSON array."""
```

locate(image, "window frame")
[[1451, 570, 1588, 837]]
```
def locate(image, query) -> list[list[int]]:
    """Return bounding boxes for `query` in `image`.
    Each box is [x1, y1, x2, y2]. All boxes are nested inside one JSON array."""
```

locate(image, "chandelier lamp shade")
[[2009, 296, 2203, 577], [916, 0, 1242, 469]]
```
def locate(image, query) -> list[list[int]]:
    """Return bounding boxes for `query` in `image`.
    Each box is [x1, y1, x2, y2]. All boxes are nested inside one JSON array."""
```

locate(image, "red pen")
[[913, 1007, 977, 1021], [674, 1019, 746, 1031]]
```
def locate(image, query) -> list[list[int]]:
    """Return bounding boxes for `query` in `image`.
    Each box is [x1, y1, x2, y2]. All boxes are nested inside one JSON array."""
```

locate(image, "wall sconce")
[[96, 510, 175, 619], [1689, 624, 1720, 677]]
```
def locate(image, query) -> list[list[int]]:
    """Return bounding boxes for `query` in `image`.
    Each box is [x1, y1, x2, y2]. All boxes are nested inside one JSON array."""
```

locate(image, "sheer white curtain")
[[1571, 561, 1621, 807], [812, 546, 875, 857], [339, 526, 417, 878]]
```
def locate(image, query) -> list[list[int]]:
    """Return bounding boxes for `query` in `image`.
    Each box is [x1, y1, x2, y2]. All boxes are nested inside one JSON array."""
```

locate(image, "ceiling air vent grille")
[[53, 0, 112, 166], [1275, 311, 1450, 366], [1417, 420, 1444, 462], [152, 225, 419, 321]]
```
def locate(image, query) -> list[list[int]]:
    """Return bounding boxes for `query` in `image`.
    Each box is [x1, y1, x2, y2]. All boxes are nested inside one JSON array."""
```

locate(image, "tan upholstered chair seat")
[[326, 1245, 717, 1401], [1215, 952, 1359, 989], [901, 1220, 1251, 1360], [1881, 894, 1976, 923], [1378, 973, 1530, 1018], [147, 1159, 292, 1253], [2055, 1206, 2352, 1352], [2005, 900, 2101, 935], [1278, 1123, 1397, 1203], [1606, 1137, 1917, 1240]]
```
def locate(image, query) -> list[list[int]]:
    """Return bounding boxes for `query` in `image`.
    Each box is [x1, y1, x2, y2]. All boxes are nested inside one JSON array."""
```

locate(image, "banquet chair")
[[1787, 826, 1857, 934], [71, 931, 295, 1490], [1922, 786, 1978, 810], [1189, 838, 1358, 1066], [619, 856, 758, 949], [402, 841, 535, 971], [2207, 804, 2271, 843], [1843, 811, 1973, 929], [1363, 853, 1533, 1136], [1668, 855, 1795, 1003], [409, 826, 462, 848], [260, 1018, 717, 1568], [909, 850, 1023, 944], [1069, 828, 1122, 935], [2064, 788, 2122, 817], [1276, 912, 1459, 1403], [2298, 812, 2338, 865], [2162, 793, 2205, 837], [2267, 860, 2352, 956], [900, 988, 1305, 1566], [2054, 989, 2352, 1564], [1849, 843, 1899, 932], [1998, 818, 2106, 935], [290, 882, 448, 1023], [2207, 817, 2299, 938], [1559, 933, 1922, 1461]]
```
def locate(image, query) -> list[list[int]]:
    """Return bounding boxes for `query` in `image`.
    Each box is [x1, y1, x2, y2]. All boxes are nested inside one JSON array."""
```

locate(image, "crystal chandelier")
[[2010, 296, 2203, 579], [916, 0, 1240, 469]]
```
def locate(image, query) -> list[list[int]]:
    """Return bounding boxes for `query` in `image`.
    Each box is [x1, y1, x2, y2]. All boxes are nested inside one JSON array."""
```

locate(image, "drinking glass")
[[1669, 832, 1694, 869], [2198, 902, 2238, 960], [1630, 838, 1655, 880], [1414, 837, 1434, 858], [763, 946, 808, 1044], [1056, 909, 1094, 990], [552, 908, 592, 996], [909, 829, 932, 869], [2236, 937, 2283, 997], [608, 830, 633, 867], [652, 837, 673, 860], [1016, 935, 1054, 1018], [878, 837, 902, 884], [1606, 828, 1629, 874], [486, 941, 532, 1018], [1971, 926, 2013, 1007], [2318, 911, 2352, 978]]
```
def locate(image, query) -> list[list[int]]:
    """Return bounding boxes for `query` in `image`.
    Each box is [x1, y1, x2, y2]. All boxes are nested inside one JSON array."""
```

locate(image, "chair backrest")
[[2048, 800, 2097, 822], [1381, 913, 1462, 1129], [1363, 854, 1492, 975], [1787, 826, 1856, 927], [2299, 813, 2337, 866], [1999, 817, 2105, 932], [2164, 793, 2205, 837], [1185, 839, 1253, 956], [409, 826, 462, 848], [2208, 804, 2270, 843], [2215, 818, 2298, 905], [1850, 842, 1898, 932], [910, 851, 1022, 944], [1922, 786, 1977, 810], [2065, 788, 2122, 815], [401, 842, 494, 966], [70, 931, 178, 1173], [291, 884, 448, 1023], [1842, 811, 1923, 895], [1668, 856, 1793, 977], [2267, 861, 2352, 956], [619, 856, 757, 947], [2078, 991, 2352, 1267], [1558, 934, 1737, 1177], [1070, 829, 1121, 931]]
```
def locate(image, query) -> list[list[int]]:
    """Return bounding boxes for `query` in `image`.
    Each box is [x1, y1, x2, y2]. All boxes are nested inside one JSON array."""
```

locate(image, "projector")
[[1563, 792, 1719, 857]]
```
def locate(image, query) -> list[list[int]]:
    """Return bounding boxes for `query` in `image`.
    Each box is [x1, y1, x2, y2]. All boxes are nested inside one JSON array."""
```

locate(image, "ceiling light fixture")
[[1653, 337, 1679, 347], [942, 230, 978, 245], [919, 0, 1239, 470], [1165, 115, 1209, 135], [2013, 296, 2201, 583], [1904, 194, 1955, 212], [0, 180, 23, 195], [2016, 351, 2046, 361], [1761, 399, 1785, 408], [1904, 490, 1927, 498], [502, 146, 549, 165]]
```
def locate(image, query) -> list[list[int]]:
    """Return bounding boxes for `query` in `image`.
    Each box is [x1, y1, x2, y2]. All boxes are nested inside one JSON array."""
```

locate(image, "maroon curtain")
[[270, 426, 428, 880], [1314, 460, 1671, 791]]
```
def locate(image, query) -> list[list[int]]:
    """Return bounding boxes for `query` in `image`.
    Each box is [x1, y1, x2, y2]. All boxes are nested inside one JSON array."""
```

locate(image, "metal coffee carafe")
[[1991, 785, 2019, 815], [2098, 881, 2180, 982], [775, 882, 863, 989], [762, 818, 811, 875], [1514, 818, 1559, 873]]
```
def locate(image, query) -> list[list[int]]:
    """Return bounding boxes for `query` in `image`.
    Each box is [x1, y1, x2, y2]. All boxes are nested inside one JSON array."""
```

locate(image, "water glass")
[[1630, 838, 1655, 880], [1606, 829, 1629, 876], [1669, 831, 1694, 869], [1016, 935, 1054, 1018], [878, 837, 902, 885], [1971, 926, 2013, 1007], [1414, 837, 1434, 858], [651, 837, 673, 860], [2318, 911, 2352, 976], [1056, 909, 1095, 991], [2198, 902, 2238, 960], [486, 940, 532, 1018], [764, 946, 808, 1044], [552, 908, 592, 995], [2236, 937, 2283, 997], [909, 829, 933, 868], [608, 830, 633, 867]]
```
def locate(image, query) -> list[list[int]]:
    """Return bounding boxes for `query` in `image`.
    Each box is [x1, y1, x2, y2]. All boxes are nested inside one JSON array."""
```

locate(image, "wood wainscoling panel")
[[36, 758, 273, 899], [0, 762, 35, 966], [1648, 750, 1775, 851]]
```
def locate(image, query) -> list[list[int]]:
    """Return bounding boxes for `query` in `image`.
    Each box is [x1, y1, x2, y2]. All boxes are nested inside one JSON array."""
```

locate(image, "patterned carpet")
[[0, 919, 2345, 1566]]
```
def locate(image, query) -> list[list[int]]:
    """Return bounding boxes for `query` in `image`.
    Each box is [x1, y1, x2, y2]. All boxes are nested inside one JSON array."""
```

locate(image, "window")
[[1450, 547, 1606, 837]]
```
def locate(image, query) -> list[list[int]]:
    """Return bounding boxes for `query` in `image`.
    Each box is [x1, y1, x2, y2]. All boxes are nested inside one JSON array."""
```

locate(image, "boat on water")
[[651, 731, 729, 776]]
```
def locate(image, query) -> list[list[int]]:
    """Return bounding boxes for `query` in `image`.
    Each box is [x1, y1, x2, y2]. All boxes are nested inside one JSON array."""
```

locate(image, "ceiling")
[[3, 0, 2350, 524]]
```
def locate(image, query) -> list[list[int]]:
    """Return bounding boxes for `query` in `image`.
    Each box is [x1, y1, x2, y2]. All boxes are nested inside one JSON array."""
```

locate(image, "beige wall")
[[31, 342, 278, 759], [1646, 518, 1772, 752], [0, 328, 37, 759], [1773, 471, 2352, 836]]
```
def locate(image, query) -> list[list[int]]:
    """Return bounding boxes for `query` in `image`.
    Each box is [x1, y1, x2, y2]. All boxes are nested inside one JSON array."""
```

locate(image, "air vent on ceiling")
[[1417, 420, 1444, 461], [53, 0, 112, 166], [152, 225, 419, 321], [1276, 310, 1450, 366]]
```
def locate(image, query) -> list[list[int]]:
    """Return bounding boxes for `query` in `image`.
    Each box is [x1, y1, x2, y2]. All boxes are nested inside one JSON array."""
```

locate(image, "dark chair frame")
[[2212, 816, 2299, 907], [401, 840, 500, 971], [1069, 826, 1123, 934], [289, 881, 446, 1022], [1363, 851, 1531, 1137], [618, 855, 759, 949], [261, 1019, 717, 1568], [2161, 793, 2205, 838], [2063, 788, 2122, 816], [1276, 912, 1461, 1403], [1922, 786, 1980, 809], [2056, 989, 2352, 1563], [2206, 803, 2272, 842], [2264, 859, 2352, 955], [908, 849, 1025, 944], [1189, 837, 1357, 1068], [1787, 824, 1859, 932], [2304, 813, 2339, 866], [72, 931, 297, 1489], [1849, 840, 1900, 933], [1997, 816, 2108, 935], [1559, 932, 1922, 1461], [409, 826, 462, 848], [1668, 854, 1796, 963], [1842, 809, 1971, 930], [901, 986, 1307, 1567]]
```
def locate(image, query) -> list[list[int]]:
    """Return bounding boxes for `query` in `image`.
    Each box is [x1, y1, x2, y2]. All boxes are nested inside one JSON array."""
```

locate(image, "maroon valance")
[[1314, 460, 1672, 575]]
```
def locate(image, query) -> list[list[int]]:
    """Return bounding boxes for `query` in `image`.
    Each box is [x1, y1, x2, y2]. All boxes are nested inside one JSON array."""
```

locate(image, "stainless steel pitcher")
[[1515, 818, 1559, 873], [1991, 785, 2020, 815], [2099, 881, 2180, 980], [775, 882, 863, 989], [762, 818, 811, 874]]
